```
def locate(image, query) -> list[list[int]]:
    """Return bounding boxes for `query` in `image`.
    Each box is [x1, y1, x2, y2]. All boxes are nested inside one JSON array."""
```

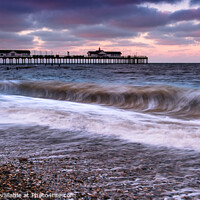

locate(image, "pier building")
[[87, 48, 122, 58], [0, 50, 30, 57]]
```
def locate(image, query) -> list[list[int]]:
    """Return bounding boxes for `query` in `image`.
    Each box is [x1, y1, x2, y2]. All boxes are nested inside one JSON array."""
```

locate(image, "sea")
[[0, 63, 200, 199]]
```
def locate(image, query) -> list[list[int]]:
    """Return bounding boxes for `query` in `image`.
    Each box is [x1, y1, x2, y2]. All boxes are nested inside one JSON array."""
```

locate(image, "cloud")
[[0, 0, 183, 12], [0, 0, 199, 59], [105, 39, 150, 47], [154, 36, 194, 45], [146, 22, 200, 45], [0, 12, 31, 32], [170, 8, 200, 21], [71, 25, 136, 40], [0, 0, 190, 33], [109, 6, 169, 30], [190, 0, 200, 5], [0, 31, 34, 49], [32, 30, 80, 42], [24, 29, 86, 50], [154, 21, 200, 34]]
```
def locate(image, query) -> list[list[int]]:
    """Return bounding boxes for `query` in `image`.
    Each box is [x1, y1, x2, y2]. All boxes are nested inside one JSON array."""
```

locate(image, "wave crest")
[[0, 80, 200, 119]]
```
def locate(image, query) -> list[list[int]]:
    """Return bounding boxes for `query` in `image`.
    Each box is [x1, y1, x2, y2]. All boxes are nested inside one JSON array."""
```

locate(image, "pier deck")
[[0, 55, 148, 65]]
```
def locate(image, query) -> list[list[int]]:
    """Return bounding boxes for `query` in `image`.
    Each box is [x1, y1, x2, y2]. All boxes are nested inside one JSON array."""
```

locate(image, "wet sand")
[[1, 136, 200, 200]]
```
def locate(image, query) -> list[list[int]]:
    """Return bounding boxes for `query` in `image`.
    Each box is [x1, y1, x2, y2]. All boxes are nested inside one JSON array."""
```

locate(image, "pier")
[[0, 55, 148, 65]]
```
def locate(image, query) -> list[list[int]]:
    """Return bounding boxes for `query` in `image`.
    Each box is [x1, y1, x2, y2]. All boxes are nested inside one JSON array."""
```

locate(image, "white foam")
[[0, 94, 200, 151]]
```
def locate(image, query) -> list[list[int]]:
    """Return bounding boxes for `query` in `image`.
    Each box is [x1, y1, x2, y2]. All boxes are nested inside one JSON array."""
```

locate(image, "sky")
[[0, 0, 199, 62]]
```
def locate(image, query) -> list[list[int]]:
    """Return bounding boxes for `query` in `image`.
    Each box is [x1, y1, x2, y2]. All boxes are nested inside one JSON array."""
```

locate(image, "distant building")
[[87, 48, 122, 58], [0, 50, 31, 57]]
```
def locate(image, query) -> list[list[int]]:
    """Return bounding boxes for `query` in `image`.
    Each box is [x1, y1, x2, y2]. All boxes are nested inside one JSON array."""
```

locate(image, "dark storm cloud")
[[71, 25, 136, 40], [0, 0, 33, 13], [0, 0, 183, 12], [172, 23, 200, 39], [27, 29, 87, 49], [0, 11, 31, 32], [146, 22, 200, 45], [32, 30, 80, 42], [0, 32, 33, 43], [170, 8, 200, 21], [0, 0, 198, 49], [147, 31, 195, 45], [27, 4, 170, 33], [29, 4, 138, 29], [0, 0, 188, 32], [190, 0, 200, 5], [155, 22, 200, 34], [38, 40, 86, 50], [109, 6, 169, 30], [0, 31, 34, 48]]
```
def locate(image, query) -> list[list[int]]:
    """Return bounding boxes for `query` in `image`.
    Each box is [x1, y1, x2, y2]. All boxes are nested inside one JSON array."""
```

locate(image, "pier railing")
[[0, 55, 148, 65]]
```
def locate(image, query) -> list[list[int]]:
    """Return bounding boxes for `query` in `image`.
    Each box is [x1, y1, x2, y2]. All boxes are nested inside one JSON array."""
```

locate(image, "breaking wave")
[[0, 80, 200, 119]]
